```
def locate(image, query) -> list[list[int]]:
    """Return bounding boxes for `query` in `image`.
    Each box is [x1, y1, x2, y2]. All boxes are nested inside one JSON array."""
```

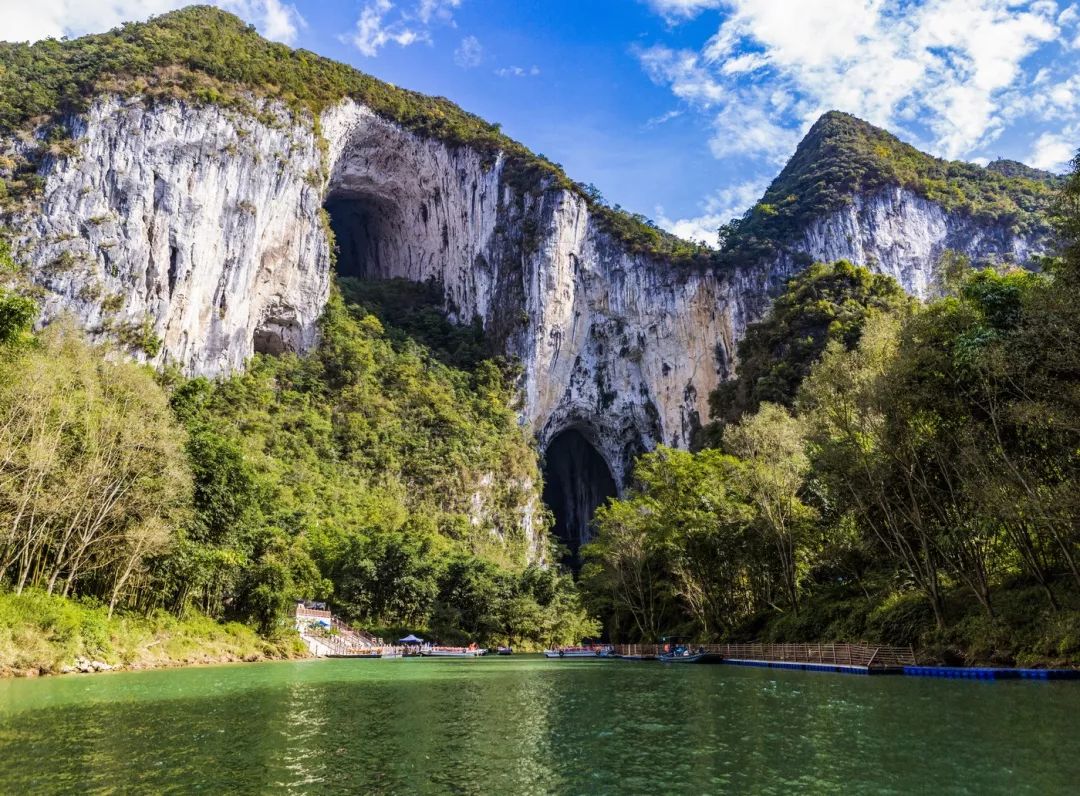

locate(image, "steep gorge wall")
[[10, 97, 756, 486], [8, 96, 1047, 488], [780, 186, 1042, 298], [320, 101, 786, 483], [11, 96, 331, 375]]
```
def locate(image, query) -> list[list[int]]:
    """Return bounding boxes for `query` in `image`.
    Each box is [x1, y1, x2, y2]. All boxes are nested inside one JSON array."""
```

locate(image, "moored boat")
[[543, 646, 599, 658], [423, 646, 485, 658], [658, 644, 710, 663], [496, 646, 513, 655]]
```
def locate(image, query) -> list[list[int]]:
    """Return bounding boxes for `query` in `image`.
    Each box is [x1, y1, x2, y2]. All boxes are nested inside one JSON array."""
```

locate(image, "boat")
[[543, 646, 598, 658], [658, 644, 710, 663], [496, 646, 513, 655], [422, 646, 485, 658]]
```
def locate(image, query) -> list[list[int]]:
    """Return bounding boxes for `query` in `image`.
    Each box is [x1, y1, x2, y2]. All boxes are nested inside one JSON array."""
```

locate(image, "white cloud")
[[454, 35, 482, 68], [644, 0, 724, 20], [643, 109, 683, 128], [349, 0, 418, 56], [416, 0, 461, 24], [1029, 128, 1078, 170], [346, 0, 464, 56], [0, 0, 305, 44], [641, 0, 1066, 163], [495, 65, 540, 78], [255, 0, 304, 43], [638, 46, 726, 104], [707, 97, 800, 163], [656, 179, 767, 246]]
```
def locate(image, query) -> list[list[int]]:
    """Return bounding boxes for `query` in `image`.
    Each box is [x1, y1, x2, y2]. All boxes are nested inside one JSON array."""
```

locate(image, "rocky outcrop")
[[7, 96, 1047, 490], [11, 96, 331, 375], [778, 186, 1042, 298]]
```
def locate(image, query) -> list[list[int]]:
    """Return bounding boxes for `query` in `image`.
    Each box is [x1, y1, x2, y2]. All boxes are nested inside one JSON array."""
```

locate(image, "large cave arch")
[[542, 429, 619, 569], [324, 192, 404, 280]]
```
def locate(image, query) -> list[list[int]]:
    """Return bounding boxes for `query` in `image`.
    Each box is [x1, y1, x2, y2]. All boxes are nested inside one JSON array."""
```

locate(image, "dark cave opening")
[[324, 194, 395, 279], [542, 429, 618, 570]]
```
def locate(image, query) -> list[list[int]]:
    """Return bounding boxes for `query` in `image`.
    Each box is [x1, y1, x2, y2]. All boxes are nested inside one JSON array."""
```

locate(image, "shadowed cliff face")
[[325, 195, 391, 279], [541, 430, 618, 569]]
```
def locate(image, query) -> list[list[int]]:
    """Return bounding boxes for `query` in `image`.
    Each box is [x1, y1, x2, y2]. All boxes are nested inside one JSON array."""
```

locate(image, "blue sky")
[[6, 0, 1080, 244]]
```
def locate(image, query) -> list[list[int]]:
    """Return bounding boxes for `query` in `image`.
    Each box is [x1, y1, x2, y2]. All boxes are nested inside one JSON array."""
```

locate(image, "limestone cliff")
[[5, 94, 1055, 492], [728, 110, 1056, 301], [780, 186, 1042, 298], [1, 17, 1056, 513], [9, 97, 331, 375]]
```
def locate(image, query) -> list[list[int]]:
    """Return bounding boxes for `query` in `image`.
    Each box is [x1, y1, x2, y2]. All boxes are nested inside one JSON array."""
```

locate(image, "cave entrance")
[[324, 193, 397, 279], [542, 430, 618, 570]]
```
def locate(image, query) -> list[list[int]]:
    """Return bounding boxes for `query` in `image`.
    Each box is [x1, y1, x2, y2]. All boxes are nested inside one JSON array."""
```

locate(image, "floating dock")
[[608, 643, 1078, 679], [721, 658, 897, 676], [902, 665, 1080, 680], [611, 643, 914, 674]]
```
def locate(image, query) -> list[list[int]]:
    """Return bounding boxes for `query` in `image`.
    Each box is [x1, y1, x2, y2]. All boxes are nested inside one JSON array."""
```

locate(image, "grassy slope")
[[0, 588, 306, 676]]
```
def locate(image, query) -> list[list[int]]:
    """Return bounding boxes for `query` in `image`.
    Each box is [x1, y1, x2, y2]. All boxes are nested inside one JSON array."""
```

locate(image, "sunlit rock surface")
[[10, 97, 1047, 492]]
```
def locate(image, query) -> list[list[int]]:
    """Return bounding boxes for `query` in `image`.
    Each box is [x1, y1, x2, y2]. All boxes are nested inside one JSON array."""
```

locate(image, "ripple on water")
[[0, 659, 1077, 794]]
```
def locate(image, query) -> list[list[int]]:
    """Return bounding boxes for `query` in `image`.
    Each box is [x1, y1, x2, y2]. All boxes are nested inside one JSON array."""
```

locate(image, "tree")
[[798, 313, 949, 628], [583, 447, 759, 640], [708, 260, 911, 429], [0, 288, 36, 345], [0, 322, 190, 613], [724, 404, 815, 614]]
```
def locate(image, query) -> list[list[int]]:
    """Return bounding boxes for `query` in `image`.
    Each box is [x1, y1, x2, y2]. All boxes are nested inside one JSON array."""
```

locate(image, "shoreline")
[[1, 648, 312, 679], [5, 647, 1078, 680]]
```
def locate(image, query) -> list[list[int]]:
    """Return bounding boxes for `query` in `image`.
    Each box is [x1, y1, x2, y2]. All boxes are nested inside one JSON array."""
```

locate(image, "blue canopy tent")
[[399, 634, 424, 644]]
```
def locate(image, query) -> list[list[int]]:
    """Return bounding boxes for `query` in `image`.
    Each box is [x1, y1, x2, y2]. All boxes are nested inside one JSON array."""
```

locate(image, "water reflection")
[[0, 658, 1077, 794]]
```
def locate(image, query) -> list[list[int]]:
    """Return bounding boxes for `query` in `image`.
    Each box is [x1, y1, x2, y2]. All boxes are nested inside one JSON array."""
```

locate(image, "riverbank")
[[747, 576, 1080, 669], [0, 589, 307, 677]]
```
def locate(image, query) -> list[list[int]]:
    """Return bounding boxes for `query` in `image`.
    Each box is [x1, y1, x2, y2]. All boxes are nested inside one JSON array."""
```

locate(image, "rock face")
[[9, 96, 1048, 496], [781, 186, 1041, 298], [12, 96, 331, 375]]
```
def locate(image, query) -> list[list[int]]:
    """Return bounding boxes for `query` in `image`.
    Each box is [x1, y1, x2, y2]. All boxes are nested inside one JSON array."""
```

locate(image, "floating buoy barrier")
[[902, 666, 1080, 680]]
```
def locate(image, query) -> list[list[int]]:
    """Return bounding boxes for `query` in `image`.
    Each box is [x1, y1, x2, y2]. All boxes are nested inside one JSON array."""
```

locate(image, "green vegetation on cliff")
[[583, 159, 1080, 666], [719, 112, 1060, 263], [0, 5, 696, 261], [0, 275, 594, 671], [706, 259, 912, 430]]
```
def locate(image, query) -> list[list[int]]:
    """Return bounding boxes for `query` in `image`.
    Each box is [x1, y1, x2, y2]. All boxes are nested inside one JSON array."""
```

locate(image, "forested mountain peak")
[[0, 4, 701, 262], [719, 110, 1059, 262]]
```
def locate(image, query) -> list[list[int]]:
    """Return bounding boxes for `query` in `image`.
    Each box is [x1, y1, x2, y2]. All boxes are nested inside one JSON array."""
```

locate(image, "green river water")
[[0, 657, 1076, 794]]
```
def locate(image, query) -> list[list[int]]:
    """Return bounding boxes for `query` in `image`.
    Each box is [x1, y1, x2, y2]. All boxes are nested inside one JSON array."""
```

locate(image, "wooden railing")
[[614, 644, 664, 658], [292, 606, 384, 655], [294, 606, 332, 620], [708, 643, 914, 668], [609, 642, 914, 669]]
